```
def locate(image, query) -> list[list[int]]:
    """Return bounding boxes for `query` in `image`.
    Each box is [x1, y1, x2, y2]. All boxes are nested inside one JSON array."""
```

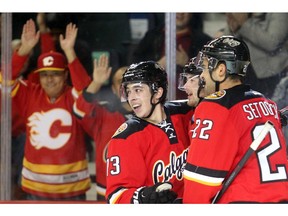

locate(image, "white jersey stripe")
[[183, 169, 224, 186], [108, 188, 128, 204], [22, 167, 90, 184]]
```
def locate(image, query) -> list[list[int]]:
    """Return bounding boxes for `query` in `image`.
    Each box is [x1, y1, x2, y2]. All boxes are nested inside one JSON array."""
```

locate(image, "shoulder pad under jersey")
[[111, 117, 148, 139], [203, 85, 264, 109], [164, 100, 192, 115]]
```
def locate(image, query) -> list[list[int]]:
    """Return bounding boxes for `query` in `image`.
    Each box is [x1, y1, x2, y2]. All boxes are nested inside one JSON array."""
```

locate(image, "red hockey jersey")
[[183, 85, 288, 203], [0, 52, 29, 137], [106, 101, 194, 203], [12, 52, 92, 198]]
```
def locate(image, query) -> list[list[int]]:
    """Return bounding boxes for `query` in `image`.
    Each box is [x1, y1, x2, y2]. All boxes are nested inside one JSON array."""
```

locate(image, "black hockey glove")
[[173, 198, 183, 204], [132, 182, 177, 204]]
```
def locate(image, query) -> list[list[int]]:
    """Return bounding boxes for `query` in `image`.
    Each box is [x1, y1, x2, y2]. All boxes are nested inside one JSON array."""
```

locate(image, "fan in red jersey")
[[183, 35, 288, 203], [73, 59, 133, 201], [8, 19, 91, 200], [105, 61, 194, 204]]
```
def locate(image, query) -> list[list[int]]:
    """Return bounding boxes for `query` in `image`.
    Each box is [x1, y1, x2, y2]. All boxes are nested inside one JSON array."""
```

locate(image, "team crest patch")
[[112, 123, 128, 137], [223, 38, 240, 47], [205, 90, 226, 99]]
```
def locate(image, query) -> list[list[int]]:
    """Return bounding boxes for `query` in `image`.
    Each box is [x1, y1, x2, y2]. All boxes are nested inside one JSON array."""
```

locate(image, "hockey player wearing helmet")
[[195, 35, 251, 97], [120, 61, 168, 119], [106, 61, 194, 204], [178, 57, 203, 107], [183, 35, 288, 203]]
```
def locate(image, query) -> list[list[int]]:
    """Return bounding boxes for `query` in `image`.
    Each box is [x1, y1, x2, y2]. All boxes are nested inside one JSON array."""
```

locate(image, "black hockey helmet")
[[183, 57, 202, 75], [121, 61, 168, 104], [178, 57, 202, 91], [195, 35, 251, 76]]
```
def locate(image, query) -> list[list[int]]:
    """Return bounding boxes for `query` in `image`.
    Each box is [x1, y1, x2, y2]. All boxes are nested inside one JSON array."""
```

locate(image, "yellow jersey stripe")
[[23, 157, 88, 174], [22, 177, 91, 193]]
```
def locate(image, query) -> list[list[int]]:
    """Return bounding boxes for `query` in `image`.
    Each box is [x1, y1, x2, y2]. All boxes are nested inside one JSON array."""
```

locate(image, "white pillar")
[[165, 13, 176, 101], [0, 12, 12, 200]]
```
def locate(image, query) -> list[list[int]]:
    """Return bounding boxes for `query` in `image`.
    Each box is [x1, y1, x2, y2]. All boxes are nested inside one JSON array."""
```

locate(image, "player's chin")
[[187, 99, 197, 107], [134, 110, 146, 119], [198, 89, 206, 98]]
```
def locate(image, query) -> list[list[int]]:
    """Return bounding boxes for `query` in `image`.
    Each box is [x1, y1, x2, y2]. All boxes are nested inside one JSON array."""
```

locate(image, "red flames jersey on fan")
[[11, 53, 92, 198], [106, 101, 193, 204], [73, 90, 132, 198], [183, 85, 288, 203]]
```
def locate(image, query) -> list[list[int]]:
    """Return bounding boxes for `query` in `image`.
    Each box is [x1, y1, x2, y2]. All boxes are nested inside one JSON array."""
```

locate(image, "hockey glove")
[[173, 198, 183, 204], [137, 182, 177, 204]]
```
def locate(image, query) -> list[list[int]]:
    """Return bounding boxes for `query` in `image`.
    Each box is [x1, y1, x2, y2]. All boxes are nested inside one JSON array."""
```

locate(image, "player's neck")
[[49, 97, 57, 103], [220, 80, 242, 91], [144, 105, 166, 125]]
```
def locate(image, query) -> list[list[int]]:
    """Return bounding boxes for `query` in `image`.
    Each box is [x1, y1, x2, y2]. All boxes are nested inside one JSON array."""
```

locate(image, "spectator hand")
[[138, 182, 177, 204], [92, 54, 112, 85], [85, 54, 112, 94], [59, 23, 78, 53], [18, 19, 40, 56]]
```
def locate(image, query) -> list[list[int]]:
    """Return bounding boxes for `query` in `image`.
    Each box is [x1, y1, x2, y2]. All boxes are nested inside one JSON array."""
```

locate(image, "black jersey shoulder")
[[203, 84, 264, 109], [164, 100, 192, 115], [111, 116, 149, 139]]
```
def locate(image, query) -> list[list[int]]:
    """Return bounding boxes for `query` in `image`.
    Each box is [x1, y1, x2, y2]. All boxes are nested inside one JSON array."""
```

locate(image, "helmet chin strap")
[[198, 76, 224, 97], [197, 77, 205, 103], [215, 81, 220, 92], [209, 71, 228, 92], [144, 95, 160, 119]]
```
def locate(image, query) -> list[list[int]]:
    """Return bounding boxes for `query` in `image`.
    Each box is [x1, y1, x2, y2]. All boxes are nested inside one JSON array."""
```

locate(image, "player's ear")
[[156, 87, 163, 98], [153, 87, 163, 102], [215, 62, 226, 81]]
